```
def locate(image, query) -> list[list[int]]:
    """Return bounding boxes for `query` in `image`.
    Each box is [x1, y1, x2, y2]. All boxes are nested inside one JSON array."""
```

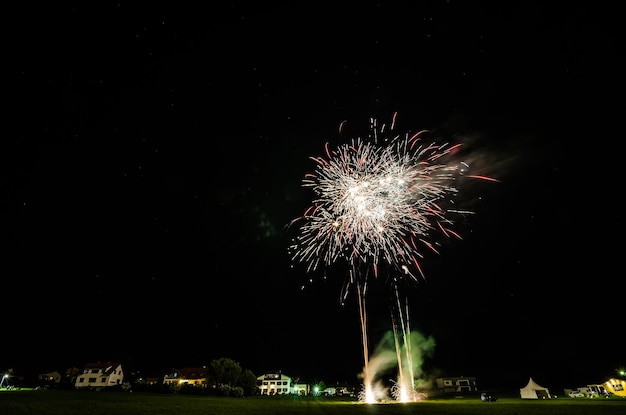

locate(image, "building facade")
[[435, 376, 478, 395], [75, 362, 124, 389], [257, 372, 293, 395]]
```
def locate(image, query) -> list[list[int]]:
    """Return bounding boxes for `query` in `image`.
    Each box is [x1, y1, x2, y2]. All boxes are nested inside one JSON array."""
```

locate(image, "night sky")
[[5, 1, 623, 391]]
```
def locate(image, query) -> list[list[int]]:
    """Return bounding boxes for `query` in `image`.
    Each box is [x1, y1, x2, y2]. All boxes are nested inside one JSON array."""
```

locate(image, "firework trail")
[[388, 281, 434, 402], [288, 112, 496, 403], [390, 284, 414, 402]]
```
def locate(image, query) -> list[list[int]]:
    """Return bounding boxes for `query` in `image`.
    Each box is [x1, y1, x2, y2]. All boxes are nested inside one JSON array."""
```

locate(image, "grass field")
[[1, 390, 625, 415]]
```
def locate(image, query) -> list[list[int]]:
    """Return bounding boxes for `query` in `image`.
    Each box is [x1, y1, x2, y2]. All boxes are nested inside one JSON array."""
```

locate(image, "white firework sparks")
[[289, 114, 472, 282]]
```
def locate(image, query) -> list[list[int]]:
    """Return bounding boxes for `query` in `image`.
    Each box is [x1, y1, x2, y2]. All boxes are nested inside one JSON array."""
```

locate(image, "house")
[[163, 367, 208, 387], [435, 376, 479, 395], [64, 367, 81, 385], [144, 377, 162, 385], [292, 381, 310, 396], [75, 361, 124, 389], [38, 371, 62, 385], [257, 371, 293, 395], [604, 378, 626, 397]]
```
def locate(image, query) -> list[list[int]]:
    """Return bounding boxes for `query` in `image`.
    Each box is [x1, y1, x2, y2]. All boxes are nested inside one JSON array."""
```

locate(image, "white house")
[[435, 376, 478, 395], [257, 372, 293, 395], [292, 381, 310, 395], [75, 361, 124, 389]]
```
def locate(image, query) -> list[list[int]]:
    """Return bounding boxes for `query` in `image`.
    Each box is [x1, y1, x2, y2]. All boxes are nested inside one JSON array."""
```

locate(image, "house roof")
[[166, 367, 208, 379], [257, 372, 292, 381], [82, 361, 122, 375]]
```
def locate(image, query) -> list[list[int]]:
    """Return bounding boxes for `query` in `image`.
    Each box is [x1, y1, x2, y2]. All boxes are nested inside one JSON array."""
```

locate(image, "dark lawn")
[[1, 390, 624, 415]]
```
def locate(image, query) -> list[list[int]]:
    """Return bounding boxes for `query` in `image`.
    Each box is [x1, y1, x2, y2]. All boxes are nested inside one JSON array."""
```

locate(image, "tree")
[[206, 357, 258, 397], [210, 357, 242, 388], [239, 369, 258, 396]]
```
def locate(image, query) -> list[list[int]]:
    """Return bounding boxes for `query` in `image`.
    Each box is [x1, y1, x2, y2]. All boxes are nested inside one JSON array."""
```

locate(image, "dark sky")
[[5, 1, 623, 391]]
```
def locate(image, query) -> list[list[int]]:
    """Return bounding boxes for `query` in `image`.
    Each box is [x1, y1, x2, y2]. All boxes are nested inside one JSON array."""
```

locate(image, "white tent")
[[520, 377, 551, 399]]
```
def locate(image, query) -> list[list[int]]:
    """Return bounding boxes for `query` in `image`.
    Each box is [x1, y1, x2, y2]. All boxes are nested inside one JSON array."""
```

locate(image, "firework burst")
[[289, 113, 477, 284]]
